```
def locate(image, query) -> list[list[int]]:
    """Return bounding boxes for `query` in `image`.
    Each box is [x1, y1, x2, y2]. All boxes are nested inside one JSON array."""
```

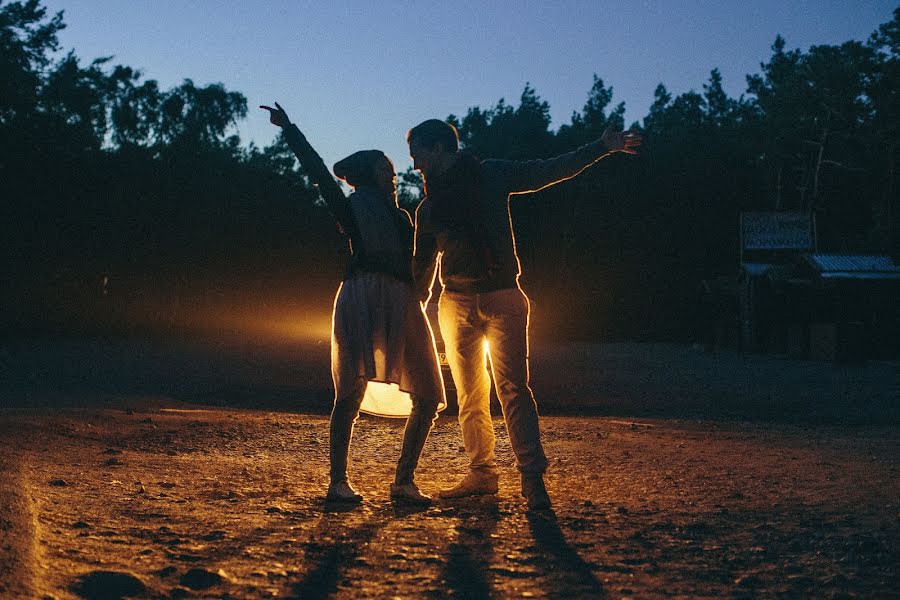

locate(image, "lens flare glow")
[[359, 381, 413, 418]]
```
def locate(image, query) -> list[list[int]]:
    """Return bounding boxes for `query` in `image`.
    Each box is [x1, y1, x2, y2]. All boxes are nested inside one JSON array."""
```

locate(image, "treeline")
[[0, 0, 345, 334], [1, 0, 897, 340], [429, 14, 898, 340]]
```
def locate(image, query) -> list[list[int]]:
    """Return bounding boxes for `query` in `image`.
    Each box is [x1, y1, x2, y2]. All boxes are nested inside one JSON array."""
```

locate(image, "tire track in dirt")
[[0, 449, 40, 599]]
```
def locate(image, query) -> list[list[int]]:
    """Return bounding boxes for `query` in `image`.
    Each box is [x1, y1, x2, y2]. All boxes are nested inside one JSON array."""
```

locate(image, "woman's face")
[[374, 157, 396, 196]]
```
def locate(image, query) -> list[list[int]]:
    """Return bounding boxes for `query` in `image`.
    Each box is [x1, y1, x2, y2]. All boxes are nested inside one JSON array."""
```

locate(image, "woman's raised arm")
[[261, 102, 353, 229]]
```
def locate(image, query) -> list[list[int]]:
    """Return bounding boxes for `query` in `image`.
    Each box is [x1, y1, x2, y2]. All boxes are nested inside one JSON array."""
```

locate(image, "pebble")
[[71, 570, 146, 599], [157, 565, 178, 577], [180, 568, 224, 590]]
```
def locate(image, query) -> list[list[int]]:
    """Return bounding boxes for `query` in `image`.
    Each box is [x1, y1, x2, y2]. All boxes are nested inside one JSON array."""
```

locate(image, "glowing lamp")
[[359, 381, 413, 418]]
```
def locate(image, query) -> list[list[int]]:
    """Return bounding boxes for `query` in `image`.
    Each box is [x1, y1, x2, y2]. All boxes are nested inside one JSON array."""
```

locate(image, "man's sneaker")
[[436, 470, 499, 499], [521, 474, 551, 510], [390, 482, 432, 505], [326, 480, 363, 503]]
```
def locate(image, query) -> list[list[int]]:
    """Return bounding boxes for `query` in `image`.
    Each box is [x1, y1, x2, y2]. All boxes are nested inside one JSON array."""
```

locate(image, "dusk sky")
[[42, 0, 897, 173]]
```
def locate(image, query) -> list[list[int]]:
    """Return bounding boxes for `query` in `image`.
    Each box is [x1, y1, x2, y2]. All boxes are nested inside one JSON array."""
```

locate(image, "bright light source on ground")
[[360, 381, 413, 418]]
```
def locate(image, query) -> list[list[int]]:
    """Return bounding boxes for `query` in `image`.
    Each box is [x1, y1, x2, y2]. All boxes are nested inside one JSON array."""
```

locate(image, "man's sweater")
[[413, 138, 610, 296]]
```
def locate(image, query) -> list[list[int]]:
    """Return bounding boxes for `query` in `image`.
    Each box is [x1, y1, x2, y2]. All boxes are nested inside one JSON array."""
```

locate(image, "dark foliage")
[[0, 0, 345, 334], [1, 1, 897, 340]]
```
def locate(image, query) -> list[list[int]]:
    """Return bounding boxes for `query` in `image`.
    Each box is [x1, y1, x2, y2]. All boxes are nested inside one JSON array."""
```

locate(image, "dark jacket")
[[413, 138, 610, 295]]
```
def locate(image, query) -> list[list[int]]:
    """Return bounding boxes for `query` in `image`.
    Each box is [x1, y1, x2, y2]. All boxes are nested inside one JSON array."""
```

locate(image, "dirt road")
[[1, 404, 897, 599], [2, 338, 897, 597]]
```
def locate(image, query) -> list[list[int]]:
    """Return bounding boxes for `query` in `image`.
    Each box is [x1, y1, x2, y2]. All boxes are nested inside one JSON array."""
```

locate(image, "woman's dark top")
[[282, 124, 413, 283]]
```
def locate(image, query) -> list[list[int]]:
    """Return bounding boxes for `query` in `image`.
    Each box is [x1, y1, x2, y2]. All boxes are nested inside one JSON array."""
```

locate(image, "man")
[[408, 119, 640, 509]]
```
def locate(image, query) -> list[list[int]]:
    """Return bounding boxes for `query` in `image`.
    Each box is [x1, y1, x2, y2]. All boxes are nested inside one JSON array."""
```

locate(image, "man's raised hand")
[[260, 101, 291, 128], [601, 125, 642, 155]]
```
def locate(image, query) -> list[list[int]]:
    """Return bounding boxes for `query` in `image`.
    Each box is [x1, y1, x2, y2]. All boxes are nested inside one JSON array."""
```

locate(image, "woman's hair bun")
[[333, 149, 386, 188]]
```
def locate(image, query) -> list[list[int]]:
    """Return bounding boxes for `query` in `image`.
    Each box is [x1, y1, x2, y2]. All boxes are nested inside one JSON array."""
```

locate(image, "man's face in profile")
[[409, 138, 439, 177]]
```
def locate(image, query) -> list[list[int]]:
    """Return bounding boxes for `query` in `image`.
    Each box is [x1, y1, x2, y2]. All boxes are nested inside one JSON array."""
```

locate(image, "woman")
[[261, 102, 445, 504]]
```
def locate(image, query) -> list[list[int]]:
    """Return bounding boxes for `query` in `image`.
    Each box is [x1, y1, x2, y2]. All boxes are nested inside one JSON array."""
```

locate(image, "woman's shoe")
[[390, 482, 432, 505], [326, 480, 363, 503]]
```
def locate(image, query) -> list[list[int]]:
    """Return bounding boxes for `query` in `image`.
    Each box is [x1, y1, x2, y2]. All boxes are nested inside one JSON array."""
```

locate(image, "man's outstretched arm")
[[488, 126, 641, 195]]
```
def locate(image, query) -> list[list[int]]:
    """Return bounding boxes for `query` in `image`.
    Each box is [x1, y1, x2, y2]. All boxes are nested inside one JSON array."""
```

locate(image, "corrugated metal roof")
[[805, 254, 899, 273], [819, 272, 900, 281]]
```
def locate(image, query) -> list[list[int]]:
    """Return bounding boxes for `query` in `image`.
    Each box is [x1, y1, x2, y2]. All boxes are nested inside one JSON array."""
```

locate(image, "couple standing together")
[[261, 102, 640, 510]]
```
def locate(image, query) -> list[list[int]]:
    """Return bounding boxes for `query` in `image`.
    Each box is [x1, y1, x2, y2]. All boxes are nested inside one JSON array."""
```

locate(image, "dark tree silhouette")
[[1, 0, 897, 343]]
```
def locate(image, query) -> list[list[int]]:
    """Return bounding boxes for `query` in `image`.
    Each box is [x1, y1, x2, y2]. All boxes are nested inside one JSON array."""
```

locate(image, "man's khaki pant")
[[438, 287, 548, 475]]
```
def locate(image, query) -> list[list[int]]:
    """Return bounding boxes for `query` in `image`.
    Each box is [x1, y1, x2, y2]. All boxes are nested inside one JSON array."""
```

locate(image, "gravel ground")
[[0, 337, 898, 598]]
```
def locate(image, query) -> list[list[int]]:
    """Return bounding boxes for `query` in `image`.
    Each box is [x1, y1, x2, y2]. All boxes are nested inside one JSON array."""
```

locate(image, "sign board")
[[741, 212, 814, 252]]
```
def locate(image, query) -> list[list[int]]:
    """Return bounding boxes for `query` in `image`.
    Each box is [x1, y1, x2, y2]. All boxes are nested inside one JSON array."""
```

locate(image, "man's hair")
[[406, 119, 459, 152]]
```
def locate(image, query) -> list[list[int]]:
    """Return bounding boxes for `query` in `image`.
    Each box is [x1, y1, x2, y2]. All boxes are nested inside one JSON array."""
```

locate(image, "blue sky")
[[42, 0, 897, 173]]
